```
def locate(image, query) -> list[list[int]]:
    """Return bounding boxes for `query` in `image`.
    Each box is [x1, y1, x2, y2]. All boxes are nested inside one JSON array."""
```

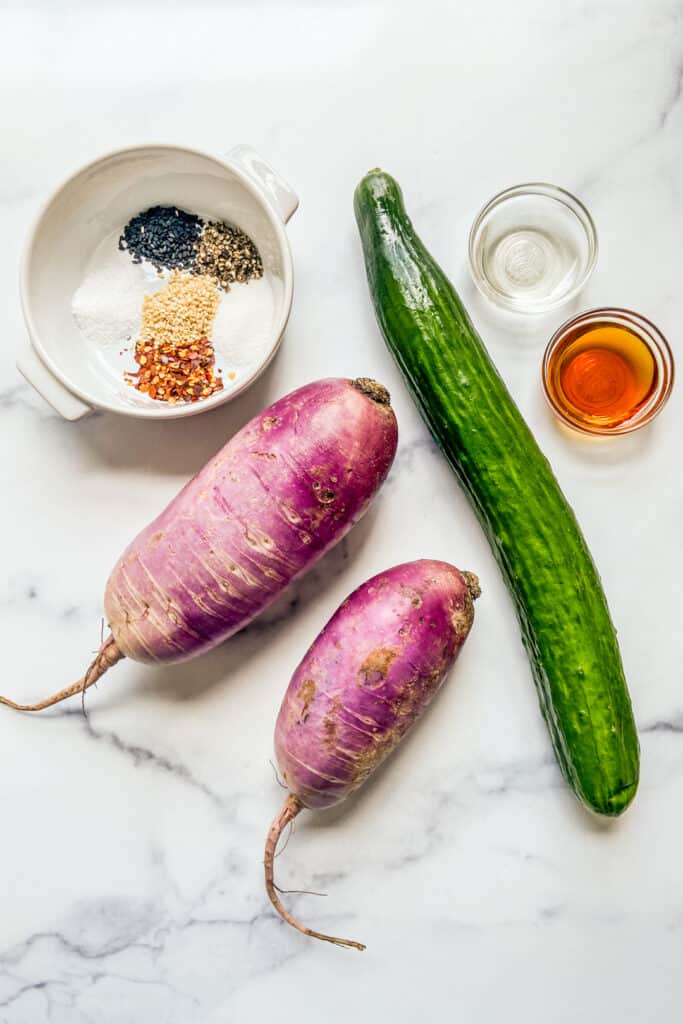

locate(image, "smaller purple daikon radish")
[[265, 559, 480, 950]]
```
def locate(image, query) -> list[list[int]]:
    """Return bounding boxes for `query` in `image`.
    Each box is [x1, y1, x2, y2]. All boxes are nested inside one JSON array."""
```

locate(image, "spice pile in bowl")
[[119, 206, 203, 272], [124, 271, 226, 403], [72, 204, 268, 407], [195, 221, 264, 288], [118, 206, 262, 404], [119, 206, 263, 287]]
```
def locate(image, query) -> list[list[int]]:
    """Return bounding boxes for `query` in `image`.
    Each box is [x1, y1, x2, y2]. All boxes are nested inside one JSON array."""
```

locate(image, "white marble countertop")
[[1, 1, 681, 1021]]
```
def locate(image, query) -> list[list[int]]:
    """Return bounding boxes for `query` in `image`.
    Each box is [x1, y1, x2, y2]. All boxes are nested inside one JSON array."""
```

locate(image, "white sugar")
[[212, 276, 276, 380], [72, 233, 165, 351]]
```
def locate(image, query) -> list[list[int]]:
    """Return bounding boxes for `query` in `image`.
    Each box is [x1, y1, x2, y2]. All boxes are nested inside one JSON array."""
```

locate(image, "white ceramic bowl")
[[18, 144, 298, 419]]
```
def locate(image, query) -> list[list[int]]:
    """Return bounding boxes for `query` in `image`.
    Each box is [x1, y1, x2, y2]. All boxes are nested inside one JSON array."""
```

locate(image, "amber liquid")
[[547, 322, 658, 430]]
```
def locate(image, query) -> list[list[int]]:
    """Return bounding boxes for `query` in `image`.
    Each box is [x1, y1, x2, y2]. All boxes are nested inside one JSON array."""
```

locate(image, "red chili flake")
[[125, 334, 223, 404]]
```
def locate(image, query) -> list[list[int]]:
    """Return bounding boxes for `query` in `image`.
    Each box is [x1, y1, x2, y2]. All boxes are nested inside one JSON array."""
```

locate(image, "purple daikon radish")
[[265, 559, 480, 950], [0, 378, 397, 711]]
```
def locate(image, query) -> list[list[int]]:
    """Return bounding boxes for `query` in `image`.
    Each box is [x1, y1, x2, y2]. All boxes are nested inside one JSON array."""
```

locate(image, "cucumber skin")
[[354, 170, 639, 817]]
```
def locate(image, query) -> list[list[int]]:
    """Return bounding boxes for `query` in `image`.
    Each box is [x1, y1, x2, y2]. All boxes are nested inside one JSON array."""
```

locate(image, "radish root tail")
[[264, 793, 366, 952], [0, 634, 123, 712]]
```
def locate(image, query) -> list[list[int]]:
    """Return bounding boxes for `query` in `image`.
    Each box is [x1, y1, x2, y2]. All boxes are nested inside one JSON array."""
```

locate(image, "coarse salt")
[[71, 233, 165, 350]]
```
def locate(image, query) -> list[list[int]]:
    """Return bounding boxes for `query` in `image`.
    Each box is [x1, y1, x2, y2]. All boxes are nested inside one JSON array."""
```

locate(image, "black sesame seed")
[[119, 206, 203, 273]]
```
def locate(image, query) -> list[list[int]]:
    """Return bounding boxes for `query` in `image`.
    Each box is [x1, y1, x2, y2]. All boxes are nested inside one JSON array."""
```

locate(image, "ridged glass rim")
[[542, 306, 675, 436], [468, 182, 599, 314]]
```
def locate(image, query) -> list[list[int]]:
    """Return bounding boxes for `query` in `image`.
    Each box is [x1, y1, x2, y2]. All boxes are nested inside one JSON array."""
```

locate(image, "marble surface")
[[1, 1, 682, 1021]]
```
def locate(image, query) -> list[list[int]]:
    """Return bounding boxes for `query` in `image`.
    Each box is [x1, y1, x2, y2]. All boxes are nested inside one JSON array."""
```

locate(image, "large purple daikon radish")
[[0, 378, 397, 712]]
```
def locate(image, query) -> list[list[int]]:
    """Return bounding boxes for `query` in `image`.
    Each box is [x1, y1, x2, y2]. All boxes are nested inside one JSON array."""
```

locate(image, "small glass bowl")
[[542, 307, 674, 436], [468, 183, 598, 315]]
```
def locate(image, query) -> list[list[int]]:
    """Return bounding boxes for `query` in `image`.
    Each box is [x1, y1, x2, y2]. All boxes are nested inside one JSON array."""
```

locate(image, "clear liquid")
[[471, 189, 595, 313], [483, 225, 580, 306]]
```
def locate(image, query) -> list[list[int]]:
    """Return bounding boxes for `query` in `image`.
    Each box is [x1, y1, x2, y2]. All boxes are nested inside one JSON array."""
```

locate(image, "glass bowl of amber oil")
[[542, 308, 674, 435]]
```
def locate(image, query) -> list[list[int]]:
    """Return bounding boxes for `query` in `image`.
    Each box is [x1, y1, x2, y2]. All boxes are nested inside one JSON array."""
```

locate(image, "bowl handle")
[[226, 145, 299, 224], [17, 347, 92, 421]]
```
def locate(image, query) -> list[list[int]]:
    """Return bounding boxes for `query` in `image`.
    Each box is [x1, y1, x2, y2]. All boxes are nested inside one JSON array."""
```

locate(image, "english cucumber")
[[354, 169, 639, 816]]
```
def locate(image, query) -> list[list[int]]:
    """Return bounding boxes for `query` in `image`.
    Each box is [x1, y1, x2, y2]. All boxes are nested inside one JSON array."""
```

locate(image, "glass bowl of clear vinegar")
[[469, 183, 598, 314], [542, 308, 674, 435]]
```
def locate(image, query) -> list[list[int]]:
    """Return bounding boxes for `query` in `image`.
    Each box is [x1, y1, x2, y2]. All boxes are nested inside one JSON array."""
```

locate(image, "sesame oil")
[[546, 321, 658, 430]]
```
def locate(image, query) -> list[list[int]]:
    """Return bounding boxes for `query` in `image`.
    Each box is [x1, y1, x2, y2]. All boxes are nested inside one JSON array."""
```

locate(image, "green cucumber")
[[354, 169, 639, 816]]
